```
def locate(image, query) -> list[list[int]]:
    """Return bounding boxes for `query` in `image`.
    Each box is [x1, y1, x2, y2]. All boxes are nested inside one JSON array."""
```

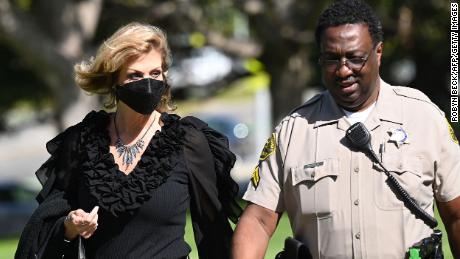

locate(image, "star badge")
[[388, 128, 410, 147]]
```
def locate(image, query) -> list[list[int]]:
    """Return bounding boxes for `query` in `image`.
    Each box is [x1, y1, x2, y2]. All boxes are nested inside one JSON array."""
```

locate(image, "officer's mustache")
[[336, 76, 358, 85]]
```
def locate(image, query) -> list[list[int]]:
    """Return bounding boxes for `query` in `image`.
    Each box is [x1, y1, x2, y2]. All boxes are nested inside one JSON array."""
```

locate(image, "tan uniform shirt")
[[243, 80, 460, 258]]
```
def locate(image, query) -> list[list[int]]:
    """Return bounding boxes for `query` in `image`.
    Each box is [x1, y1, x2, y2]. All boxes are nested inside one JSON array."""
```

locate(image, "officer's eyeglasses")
[[319, 48, 375, 72]]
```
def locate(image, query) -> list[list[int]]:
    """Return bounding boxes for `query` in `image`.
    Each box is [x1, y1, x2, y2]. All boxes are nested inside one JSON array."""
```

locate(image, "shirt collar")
[[313, 91, 348, 130], [313, 79, 403, 130], [374, 79, 403, 125]]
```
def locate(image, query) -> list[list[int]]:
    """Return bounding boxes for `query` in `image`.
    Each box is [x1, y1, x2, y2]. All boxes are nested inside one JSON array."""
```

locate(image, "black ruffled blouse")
[[15, 110, 241, 259], [76, 111, 191, 258], [79, 111, 186, 217]]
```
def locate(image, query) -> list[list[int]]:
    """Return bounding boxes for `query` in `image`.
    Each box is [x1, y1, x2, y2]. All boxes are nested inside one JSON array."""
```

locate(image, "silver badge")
[[388, 128, 410, 147]]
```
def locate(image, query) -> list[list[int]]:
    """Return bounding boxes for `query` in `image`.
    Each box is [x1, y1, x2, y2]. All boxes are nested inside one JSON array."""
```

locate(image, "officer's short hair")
[[315, 0, 383, 46]]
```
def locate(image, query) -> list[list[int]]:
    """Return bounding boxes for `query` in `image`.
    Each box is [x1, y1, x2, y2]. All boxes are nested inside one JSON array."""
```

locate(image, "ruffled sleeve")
[[35, 114, 87, 203], [16, 111, 99, 259], [181, 116, 242, 259]]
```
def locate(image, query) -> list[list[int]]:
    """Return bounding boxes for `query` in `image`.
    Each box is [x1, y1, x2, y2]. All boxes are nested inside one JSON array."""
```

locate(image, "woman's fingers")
[[76, 206, 99, 225], [66, 206, 100, 239], [80, 221, 98, 238], [85, 206, 99, 224], [67, 211, 85, 226], [81, 228, 97, 239], [80, 206, 99, 238], [64, 210, 85, 240], [79, 215, 98, 232], [81, 231, 93, 239], [81, 206, 99, 229]]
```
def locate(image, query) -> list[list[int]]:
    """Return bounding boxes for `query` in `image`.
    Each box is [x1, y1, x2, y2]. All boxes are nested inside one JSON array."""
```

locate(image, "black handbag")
[[275, 237, 312, 259]]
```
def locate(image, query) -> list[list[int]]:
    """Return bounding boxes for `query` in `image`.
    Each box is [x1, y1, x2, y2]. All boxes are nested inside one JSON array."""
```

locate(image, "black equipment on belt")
[[275, 237, 312, 259]]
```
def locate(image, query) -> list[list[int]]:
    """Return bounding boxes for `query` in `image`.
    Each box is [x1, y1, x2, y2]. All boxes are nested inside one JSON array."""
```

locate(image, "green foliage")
[[244, 58, 265, 74], [14, 0, 32, 11], [0, 238, 18, 259], [189, 32, 207, 48], [0, 0, 456, 137], [204, 3, 246, 38]]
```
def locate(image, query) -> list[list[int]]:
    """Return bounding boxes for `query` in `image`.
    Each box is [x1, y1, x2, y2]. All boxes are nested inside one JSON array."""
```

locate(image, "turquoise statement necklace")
[[114, 113, 156, 167]]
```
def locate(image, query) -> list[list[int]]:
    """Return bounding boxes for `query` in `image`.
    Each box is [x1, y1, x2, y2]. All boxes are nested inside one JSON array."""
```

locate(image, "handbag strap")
[[78, 236, 86, 259]]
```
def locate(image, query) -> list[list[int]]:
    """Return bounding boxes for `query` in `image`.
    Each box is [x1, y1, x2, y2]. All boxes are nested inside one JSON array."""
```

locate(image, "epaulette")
[[288, 91, 324, 116], [393, 86, 444, 115]]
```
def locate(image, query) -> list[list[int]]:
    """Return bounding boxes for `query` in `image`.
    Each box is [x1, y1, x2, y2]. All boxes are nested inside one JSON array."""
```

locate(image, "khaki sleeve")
[[243, 129, 285, 213], [434, 118, 460, 202]]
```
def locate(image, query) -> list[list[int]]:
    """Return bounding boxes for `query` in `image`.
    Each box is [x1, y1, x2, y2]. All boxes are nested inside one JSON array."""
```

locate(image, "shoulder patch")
[[445, 118, 459, 144], [251, 167, 260, 188], [251, 133, 277, 189], [259, 133, 276, 161]]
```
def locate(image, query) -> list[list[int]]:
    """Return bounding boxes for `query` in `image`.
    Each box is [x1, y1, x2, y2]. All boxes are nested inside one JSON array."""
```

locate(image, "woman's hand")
[[64, 206, 99, 240]]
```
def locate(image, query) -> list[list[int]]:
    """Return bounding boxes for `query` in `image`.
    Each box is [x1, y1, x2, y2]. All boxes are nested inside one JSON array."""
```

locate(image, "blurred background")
[[0, 0, 457, 258]]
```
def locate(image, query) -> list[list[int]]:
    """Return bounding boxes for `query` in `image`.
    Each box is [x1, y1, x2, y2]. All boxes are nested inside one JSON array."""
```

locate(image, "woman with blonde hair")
[[16, 22, 241, 259]]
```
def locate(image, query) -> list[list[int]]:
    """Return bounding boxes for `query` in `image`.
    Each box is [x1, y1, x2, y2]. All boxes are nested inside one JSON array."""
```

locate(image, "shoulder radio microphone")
[[345, 122, 437, 229]]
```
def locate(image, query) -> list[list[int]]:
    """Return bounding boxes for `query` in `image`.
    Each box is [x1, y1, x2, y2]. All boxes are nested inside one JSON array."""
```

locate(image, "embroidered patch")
[[259, 133, 276, 161], [251, 133, 277, 189], [446, 119, 459, 144], [251, 167, 260, 188]]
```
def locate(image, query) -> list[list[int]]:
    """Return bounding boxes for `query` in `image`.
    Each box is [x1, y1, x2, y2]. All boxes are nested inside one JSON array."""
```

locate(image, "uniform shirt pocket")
[[290, 158, 340, 218], [373, 153, 423, 210]]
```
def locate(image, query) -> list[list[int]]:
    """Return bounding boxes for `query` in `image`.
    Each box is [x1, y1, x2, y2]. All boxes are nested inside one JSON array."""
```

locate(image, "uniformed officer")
[[232, 0, 460, 258]]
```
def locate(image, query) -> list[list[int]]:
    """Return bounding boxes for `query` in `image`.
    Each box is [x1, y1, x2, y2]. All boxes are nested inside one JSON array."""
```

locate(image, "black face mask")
[[116, 78, 166, 115]]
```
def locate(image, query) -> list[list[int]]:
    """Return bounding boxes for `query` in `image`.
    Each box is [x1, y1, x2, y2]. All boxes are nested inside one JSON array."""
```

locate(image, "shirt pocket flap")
[[291, 158, 339, 185], [373, 153, 422, 177]]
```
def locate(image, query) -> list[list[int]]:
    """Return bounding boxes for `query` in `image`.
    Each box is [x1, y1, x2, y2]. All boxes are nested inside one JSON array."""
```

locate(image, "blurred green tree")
[[0, 0, 456, 137], [0, 0, 102, 130]]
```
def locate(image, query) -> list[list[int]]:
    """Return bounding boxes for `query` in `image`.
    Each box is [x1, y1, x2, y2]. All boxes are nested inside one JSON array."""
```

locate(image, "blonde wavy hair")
[[74, 22, 174, 112]]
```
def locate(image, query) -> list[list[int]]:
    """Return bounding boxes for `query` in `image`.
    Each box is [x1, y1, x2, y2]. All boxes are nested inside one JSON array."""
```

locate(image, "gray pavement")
[[0, 93, 96, 185], [0, 123, 57, 186]]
